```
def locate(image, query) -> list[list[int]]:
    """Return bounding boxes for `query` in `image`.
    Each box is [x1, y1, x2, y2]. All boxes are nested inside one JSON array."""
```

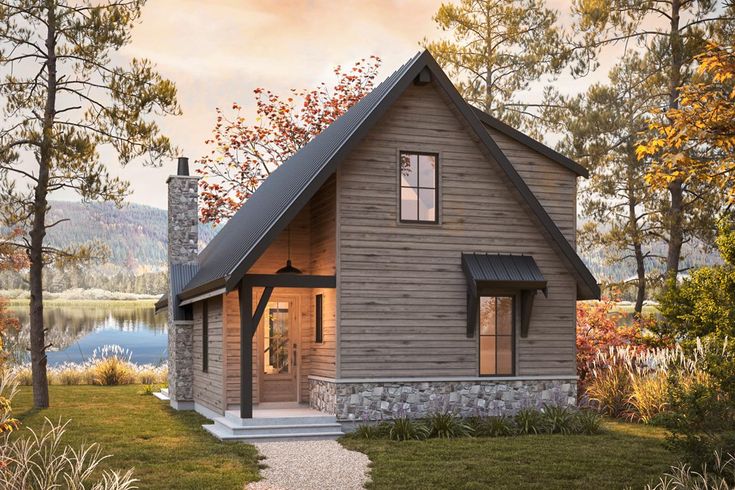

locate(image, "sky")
[[58, 0, 618, 209]]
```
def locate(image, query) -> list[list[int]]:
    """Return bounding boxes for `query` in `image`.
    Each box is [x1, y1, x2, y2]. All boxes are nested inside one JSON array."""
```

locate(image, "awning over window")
[[462, 253, 548, 338]]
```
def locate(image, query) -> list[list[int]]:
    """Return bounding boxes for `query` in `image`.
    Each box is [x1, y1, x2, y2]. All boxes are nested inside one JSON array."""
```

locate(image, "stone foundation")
[[310, 376, 577, 421], [167, 320, 194, 404], [309, 377, 337, 414]]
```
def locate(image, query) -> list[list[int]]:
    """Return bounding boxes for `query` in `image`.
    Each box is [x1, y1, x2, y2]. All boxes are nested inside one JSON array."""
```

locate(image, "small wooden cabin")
[[159, 50, 599, 429]]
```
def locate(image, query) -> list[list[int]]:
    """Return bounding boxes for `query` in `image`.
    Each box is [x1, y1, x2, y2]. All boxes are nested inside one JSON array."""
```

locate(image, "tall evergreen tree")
[[0, 0, 180, 408], [423, 0, 568, 132], [570, 0, 734, 281]]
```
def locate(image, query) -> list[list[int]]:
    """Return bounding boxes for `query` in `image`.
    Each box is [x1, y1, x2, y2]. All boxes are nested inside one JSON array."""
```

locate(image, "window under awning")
[[461, 253, 548, 338]]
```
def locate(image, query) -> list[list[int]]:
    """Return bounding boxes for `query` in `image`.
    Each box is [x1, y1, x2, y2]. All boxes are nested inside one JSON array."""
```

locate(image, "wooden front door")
[[260, 298, 299, 402]]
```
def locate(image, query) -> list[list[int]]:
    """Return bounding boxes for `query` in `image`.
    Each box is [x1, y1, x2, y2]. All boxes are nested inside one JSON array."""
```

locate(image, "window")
[[479, 296, 514, 375], [400, 152, 437, 222], [315, 294, 324, 344], [202, 299, 209, 373]]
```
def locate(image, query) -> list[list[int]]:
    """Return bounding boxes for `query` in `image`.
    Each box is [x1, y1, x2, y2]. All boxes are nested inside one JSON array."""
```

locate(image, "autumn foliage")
[[638, 44, 735, 204], [197, 57, 382, 224]]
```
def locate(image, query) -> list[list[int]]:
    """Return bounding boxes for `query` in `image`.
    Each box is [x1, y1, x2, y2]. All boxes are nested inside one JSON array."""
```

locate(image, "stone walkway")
[[245, 440, 370, 490]]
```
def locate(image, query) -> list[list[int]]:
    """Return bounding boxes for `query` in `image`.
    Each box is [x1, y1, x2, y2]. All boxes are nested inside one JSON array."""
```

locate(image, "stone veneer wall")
[[309, 377, 577, 421], [168, 320, 194, 403], [166, 171, 199, 407]]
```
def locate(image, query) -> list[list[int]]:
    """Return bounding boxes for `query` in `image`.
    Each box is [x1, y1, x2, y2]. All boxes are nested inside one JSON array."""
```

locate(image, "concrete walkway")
[[245, 440, 370, 490]]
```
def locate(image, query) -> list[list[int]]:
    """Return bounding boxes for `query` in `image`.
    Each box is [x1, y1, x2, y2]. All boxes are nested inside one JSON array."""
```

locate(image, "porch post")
[[238, 281, 253, 419]]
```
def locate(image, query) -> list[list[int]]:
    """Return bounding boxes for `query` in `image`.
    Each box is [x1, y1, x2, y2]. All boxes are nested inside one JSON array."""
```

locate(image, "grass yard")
[[12, 385, 260, 490], [341, 421, 675, 490]]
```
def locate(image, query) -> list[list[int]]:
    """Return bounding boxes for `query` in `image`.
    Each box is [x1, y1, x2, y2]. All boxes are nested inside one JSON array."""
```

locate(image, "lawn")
[[341, 421, 676, 490], [12, 385, 260, 490]]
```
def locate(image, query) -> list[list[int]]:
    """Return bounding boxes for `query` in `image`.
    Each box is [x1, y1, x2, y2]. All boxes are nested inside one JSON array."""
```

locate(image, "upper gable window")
[[400, 152, 438, 223]]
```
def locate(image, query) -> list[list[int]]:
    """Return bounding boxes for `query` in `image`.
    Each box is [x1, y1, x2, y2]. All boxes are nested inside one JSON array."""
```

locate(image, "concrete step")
[[203, 423, 344, 442], [153, 391, 170, 401], [212, 416, 343, 436], [161, 388, 169, 396], [224, 410, 337, 427]]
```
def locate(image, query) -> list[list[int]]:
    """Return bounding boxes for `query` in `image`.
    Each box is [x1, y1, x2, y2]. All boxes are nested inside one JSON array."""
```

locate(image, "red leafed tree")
[[197, 56, 382, 224]]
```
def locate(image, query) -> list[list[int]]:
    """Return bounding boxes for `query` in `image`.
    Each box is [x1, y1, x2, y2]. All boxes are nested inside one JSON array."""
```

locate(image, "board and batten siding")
[[481, 124, 577, 247], [192, 297, 225, 414], [336, 82, 577, 378], [220, 179, 337, 409]]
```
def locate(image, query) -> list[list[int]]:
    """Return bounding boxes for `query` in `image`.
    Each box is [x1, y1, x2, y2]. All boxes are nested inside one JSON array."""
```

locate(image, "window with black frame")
[[479, 296, 514, 375], [399, 152, 438, 223]]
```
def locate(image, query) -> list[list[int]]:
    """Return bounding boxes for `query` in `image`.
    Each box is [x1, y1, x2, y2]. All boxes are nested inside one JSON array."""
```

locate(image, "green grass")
[[12, 385, 260, 489], [341, 421, 675, 490]]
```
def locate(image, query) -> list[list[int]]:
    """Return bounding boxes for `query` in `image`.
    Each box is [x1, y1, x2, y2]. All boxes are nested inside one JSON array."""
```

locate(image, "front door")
[[260, 298, 298, 402]]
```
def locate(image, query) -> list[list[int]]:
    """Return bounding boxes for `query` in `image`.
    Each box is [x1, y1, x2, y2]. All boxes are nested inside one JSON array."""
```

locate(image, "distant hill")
[[44, 200, 217, 272]]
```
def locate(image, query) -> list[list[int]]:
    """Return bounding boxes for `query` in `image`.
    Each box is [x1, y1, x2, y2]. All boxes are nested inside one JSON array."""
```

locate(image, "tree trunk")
[[626, 150, 646, 315], [665, 0, 684, 280], [29, 2, 57, 409]]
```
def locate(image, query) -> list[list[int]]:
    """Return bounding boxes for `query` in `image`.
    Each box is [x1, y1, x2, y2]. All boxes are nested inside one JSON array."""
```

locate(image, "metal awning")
[[462, 253, 548, 338]]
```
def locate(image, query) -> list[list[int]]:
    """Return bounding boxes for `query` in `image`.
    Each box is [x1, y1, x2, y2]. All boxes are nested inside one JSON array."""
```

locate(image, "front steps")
[[153, 388, 170, 401], [203, 407, 344, 442]]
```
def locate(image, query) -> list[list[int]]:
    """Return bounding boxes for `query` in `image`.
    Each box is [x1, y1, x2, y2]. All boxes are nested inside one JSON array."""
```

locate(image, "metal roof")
[[462, 253, 547, 292], [471, 108, 589, 178], [180, 49, 600, 301], [170, 263, 197, 319]]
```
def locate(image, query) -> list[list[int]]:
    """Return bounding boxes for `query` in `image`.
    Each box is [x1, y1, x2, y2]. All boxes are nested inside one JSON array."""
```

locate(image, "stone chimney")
[[166, 156, 199, 410]]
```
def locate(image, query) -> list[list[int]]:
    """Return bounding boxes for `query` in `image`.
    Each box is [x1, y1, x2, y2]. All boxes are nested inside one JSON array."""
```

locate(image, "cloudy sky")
[[65, 0, 616, 209]]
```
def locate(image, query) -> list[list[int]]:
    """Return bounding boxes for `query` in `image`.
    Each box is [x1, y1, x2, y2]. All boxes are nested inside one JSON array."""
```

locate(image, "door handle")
[[293, 343, 297, 367]]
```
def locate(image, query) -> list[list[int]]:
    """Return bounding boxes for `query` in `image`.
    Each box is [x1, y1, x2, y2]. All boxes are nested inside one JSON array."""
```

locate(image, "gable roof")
[[471, 108, 589, 177], [180, 50, 600, 301]]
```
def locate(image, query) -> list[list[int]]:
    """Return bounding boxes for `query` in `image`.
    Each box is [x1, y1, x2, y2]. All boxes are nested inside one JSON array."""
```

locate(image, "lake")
[[7, 301, 167, 366]]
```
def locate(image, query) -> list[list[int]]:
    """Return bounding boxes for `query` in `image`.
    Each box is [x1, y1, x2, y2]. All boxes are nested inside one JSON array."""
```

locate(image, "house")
[[156, 50, 599, 441]]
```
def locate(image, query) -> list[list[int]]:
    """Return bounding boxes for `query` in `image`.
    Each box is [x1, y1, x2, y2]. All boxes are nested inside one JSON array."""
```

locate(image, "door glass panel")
[[479, 297, 496, 335], [497, 297, 513, 336], [497, 336, 513, 375], [264, 302, 289, 375], [480, 336, 496, 375]]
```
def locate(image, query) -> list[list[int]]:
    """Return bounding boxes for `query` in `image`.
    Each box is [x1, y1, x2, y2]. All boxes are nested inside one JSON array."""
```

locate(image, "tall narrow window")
[[202, 299, 209, 373], [315, 294, 324, 344], [479, 296, 514, 375], [400, 152, 438, 223]]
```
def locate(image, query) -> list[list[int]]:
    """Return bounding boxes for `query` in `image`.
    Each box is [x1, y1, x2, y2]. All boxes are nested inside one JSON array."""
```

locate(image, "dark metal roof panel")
[[170, 263, 197, 320], [471, 107, 589, 178], [462, 253, 546, 284], [183, 52, 424, 296]]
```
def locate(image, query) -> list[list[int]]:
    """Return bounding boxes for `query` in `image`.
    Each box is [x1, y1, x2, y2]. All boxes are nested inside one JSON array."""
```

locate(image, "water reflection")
[[7, 303, 168, 366]]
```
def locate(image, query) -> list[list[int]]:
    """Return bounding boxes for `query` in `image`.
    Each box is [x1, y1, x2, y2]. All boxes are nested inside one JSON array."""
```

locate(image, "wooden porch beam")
[[238, 281, 254, 419], [252, 286, 274, 327], [242, 274, 336, 289]]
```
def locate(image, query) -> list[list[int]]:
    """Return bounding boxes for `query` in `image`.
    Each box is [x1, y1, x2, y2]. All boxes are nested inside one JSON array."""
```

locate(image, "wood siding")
[[336, 83, 577, 378], [482, 125, 577, 246], [219, 179, 337, 409], [192, 297, 225, 414]]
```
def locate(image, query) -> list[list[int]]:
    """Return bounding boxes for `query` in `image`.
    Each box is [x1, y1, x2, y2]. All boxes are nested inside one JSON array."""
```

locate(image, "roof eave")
[[471, 107, 589, 178]]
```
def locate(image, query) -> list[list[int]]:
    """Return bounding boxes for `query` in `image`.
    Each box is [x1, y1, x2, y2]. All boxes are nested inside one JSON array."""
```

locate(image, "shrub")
[[54, 362, 86, 385], [574, 410, 602, 435], [514, 408, 545, 435], [426, 411, 473, 439], [585, 350, 633, 418], [0, 418, 137, 489], [351, 422, 390, 440], [660, 338, 735, 471], [645, 451, 735, 490], [474, 416, 515, 437], [388, 416, 429, 441], [541, 404, 577, 435]]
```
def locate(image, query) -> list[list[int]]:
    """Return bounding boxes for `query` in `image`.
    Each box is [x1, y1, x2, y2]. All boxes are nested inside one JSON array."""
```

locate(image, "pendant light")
[[276, 226, 302, 274]]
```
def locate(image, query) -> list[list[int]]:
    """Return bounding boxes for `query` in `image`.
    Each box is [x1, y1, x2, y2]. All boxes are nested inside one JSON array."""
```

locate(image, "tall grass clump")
[[90, 345, 135, 386], [8, 344, 168, 386], [585, 346, 677, 422], [427, 411, 474, 438], [645, 451, 735, 490]]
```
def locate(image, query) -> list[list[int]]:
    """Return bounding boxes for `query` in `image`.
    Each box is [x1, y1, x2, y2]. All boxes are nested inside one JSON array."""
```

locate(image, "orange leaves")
[[196, 56, 382, 223], [638, 43, 735, 204]]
